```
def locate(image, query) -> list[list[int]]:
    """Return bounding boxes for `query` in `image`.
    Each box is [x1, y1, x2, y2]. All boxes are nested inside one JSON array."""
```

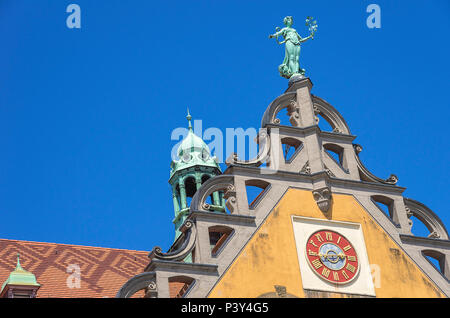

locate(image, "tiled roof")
[[0, 239, 149, 298]]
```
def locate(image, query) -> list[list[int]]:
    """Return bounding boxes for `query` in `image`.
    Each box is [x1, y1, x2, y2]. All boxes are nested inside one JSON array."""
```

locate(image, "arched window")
[[371, 195, 399, 227], [174, 183, 181, 210], [316, 113, 334, 132], [422, 250, 448, 279], [184, 177, 196, 197], [281, 137, 302, 163], [323, 143, 347, 171], [184, 176, 196, 207], [201, 174, 211, 184], [245, 179, 270, 210], [168, 276, 195, 298], [209, 225, 234, 256]]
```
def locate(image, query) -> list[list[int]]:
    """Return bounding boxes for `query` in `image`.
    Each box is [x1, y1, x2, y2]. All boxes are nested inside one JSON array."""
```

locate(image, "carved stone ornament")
[[312, 187, 332, 213], [324, 165, 335, 178], [405, 206, 412, 218], [223, 184, 237, 213], [385, 174, 398, 184], [353, 144, 363, 154], [225, 129, 270, 167], [257, 285, 298, 298], [150, 220, 196, 261], [144, 281, 157, 298], [258, 130, 268, 140], [313, 105, 320, 115], [224, 153, 239, 165], [300, 161, 311, 175], [274, 285, 287, 298], [428, 230, 440, 239], [287, 100, 300, 126], [405, 206, 414, 230]]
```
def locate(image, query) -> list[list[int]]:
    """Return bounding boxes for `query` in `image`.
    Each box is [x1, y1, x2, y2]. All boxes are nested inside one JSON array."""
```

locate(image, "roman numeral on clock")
[[342, 270, 349, 279], [343, 245, 351, 252], [308, 250, 318, 256], [346, 263, 356, 273], [333, 272, 339, 281], [315, 233, 324, 243], [311, 258, 322, 269], [321, 268, 330, 278]]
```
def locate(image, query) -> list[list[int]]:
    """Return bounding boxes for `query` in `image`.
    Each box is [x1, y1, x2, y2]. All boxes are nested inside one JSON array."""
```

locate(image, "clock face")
[[305, 229, 359, 284]]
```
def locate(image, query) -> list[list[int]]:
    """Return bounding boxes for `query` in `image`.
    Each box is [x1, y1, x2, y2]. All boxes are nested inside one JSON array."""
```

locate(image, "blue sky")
[[0, 0, 449, 252]]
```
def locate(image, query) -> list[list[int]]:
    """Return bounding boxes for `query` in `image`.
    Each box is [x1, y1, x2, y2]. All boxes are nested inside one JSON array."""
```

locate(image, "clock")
[[292, 216, 375, 296], [305, 229, 359, 284]]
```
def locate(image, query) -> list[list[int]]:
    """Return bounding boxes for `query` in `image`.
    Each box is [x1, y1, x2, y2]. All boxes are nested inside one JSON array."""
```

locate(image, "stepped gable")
[[117, 77, 449, 298]]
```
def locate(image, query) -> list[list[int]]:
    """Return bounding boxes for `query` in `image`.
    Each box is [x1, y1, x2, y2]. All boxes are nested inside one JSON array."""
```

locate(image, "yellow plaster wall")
[[208, 188, 445, 298]]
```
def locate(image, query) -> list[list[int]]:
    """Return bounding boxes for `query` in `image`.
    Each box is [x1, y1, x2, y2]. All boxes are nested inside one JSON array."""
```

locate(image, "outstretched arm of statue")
[[268, 28, 284, 39], [300, 34, 314, 43]]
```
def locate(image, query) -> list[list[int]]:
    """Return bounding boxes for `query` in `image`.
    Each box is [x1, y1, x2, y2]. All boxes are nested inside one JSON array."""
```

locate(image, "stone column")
[[179, 180, 187, 210], [195, 174, 202, 190], [172, 185, 180, 215]]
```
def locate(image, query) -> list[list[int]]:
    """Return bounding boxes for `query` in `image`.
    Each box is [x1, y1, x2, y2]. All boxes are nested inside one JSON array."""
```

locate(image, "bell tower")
[[169, 111, 223, 240]]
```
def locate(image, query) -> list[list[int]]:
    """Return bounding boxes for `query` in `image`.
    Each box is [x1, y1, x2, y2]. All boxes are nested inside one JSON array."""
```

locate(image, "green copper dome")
[[1, 254, 40, 292], [176, 128, 210, 158], [170, 110, 220, 177]]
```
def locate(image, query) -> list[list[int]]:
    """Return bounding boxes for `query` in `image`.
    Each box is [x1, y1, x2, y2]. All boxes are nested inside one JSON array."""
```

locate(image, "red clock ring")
[[305, 229, 359, 284]]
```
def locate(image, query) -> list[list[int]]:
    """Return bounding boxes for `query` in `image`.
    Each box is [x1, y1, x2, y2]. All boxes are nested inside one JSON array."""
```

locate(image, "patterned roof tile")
[[0, 239, 149, 298]]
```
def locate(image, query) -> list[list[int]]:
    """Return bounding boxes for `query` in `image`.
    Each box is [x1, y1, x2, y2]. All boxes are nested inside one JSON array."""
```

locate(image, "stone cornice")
[[224, 165, 406, 194], [320, 131, 357, 143], [329, 176, 406, 194], [189, 210, 256, 225], [263, 123, 319, 135], [145, 259, 219, 275], [168, 165, 221, 184], [264, 123, 357, 141], [399, 234, 450, 249]]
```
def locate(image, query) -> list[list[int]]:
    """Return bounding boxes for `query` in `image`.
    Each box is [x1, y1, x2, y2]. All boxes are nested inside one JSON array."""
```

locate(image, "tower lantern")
[[169, 110, 223, 240], [0, 254, 40, 298]]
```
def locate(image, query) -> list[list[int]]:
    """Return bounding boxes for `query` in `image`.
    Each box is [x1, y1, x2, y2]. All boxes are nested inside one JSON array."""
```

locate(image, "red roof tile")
[[0, 239, 149, 298]]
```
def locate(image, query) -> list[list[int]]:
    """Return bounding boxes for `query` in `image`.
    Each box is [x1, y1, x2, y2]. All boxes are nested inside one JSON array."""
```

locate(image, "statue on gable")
[[269, 16, 317, 79]]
